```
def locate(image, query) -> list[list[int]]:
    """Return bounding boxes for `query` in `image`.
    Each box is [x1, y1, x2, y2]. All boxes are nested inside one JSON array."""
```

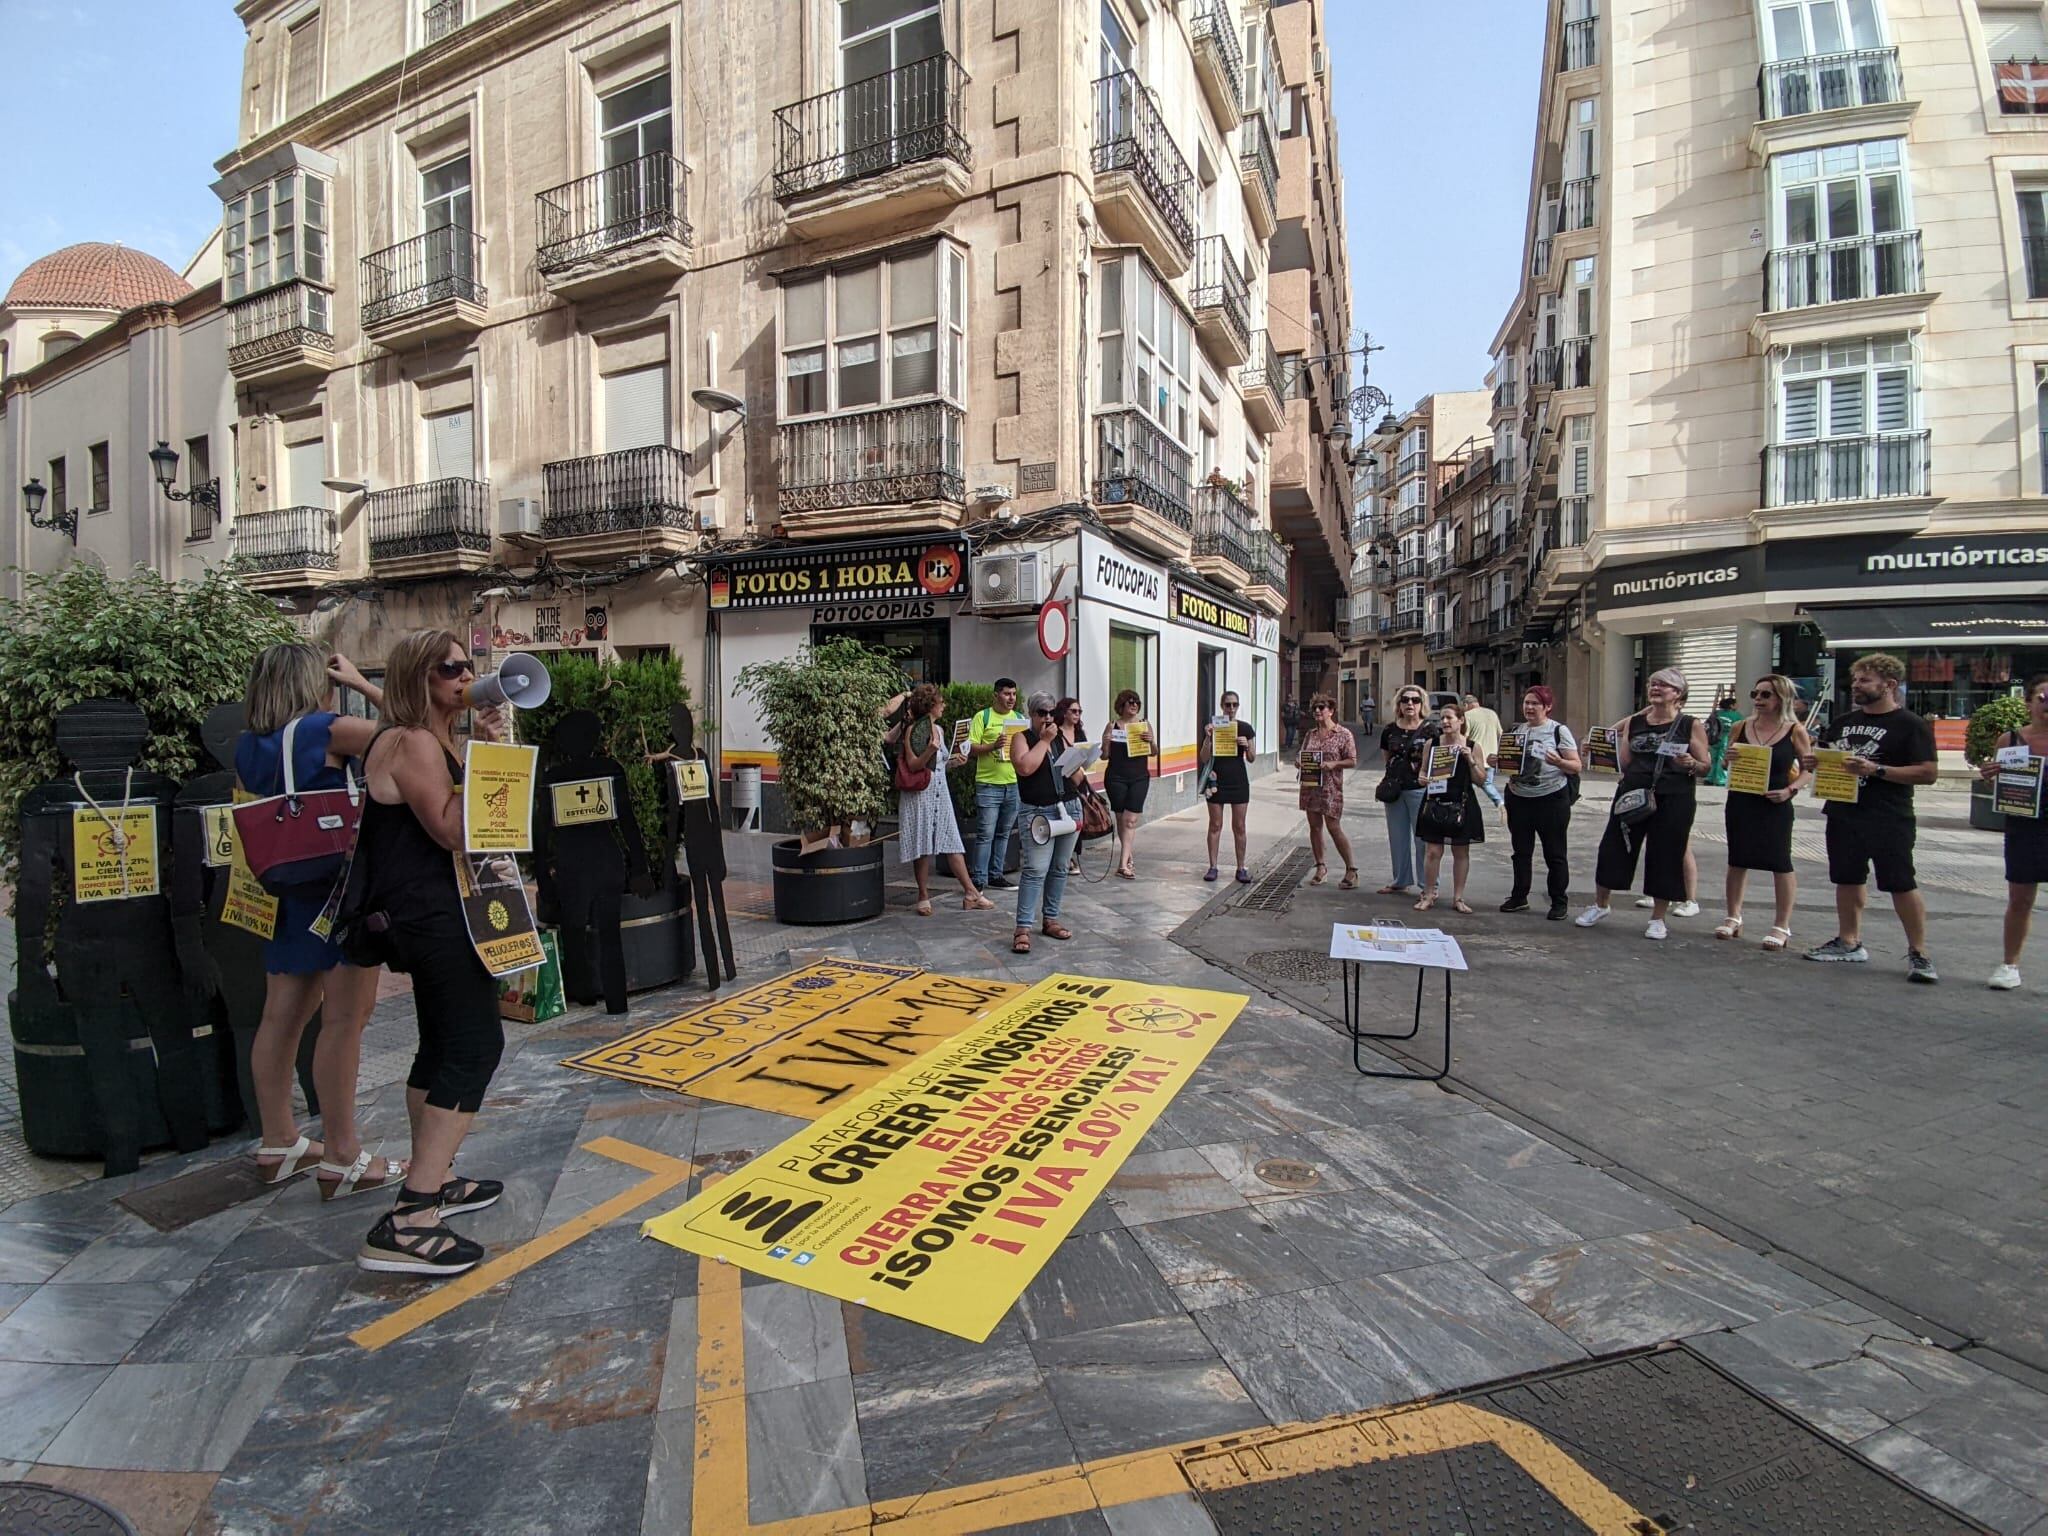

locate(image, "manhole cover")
[[1243, 948, 1338, 983], [0, 1484, 137, 1534], [1253, 1158, 1320, 1191]]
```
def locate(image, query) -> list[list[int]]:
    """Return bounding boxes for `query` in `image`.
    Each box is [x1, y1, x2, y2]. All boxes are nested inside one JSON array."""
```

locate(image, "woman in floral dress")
[[1297, 693, 1360, 890], [892, 683, 997, 917]]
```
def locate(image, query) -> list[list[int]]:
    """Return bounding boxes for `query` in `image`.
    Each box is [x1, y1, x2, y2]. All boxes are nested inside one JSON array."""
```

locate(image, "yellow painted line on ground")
[[692, 1174, 756, 1534], [348, 1136, 695, 1352]]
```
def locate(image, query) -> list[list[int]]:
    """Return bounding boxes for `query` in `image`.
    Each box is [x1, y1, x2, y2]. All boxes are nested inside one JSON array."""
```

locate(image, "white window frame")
[[779, 239, 967, 422], [600, 71, 673, 169], [1760, 0, 1886, 61], [1772, 332, 1916, 443], [1095, 253, 1196, 448], [1566, 97, 1598, 181], [1769, 138, 1910, 247], [224, 169, 331, 301]]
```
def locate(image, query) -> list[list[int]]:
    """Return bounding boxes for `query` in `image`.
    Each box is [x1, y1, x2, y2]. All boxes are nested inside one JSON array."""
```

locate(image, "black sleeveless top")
[[354, 728, 465, 926], [1620, 711, 1695, 798], [1734, 721, 1799, 790], [1018, 727, 1067, 807]]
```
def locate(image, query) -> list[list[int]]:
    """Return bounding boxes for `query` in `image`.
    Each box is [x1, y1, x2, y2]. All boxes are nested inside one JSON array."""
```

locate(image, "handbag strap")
[[281, 714, 363, 807], [1644, 714, 1685, 790]]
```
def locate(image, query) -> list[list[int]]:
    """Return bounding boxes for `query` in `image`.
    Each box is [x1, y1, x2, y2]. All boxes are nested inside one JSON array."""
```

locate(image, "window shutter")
[[1874, 369, 1911, 432], [1781, 379, 1820, 440], [286, 15, 323, 119], [604, 364, 669, 452], [426, 408, 475, 481], [1827, 376, 1866, 436], [1983, 6, 2048, 60], [287, 439, 327, 507]]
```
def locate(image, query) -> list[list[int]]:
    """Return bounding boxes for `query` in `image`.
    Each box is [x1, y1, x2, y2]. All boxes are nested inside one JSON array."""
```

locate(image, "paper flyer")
[[463, 742, 538, 853], [71, 806, 160, 904], [1583, 726, 1619, 773], [1724, 742, 1773, 796], [1812, 749, 1862, 805], [1211, 721, 1239, 758]]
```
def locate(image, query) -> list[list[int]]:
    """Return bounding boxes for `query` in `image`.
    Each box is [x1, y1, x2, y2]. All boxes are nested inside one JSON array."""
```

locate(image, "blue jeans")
[[969, 782, 1020, 887], [1476, 772, 1504, 808], [1015, 802, 1077, 928], [1385, 788, 1427, 889]]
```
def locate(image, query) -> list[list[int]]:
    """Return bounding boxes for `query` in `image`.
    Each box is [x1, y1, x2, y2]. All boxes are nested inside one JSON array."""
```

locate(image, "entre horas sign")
[[709, 540, 968, 610]]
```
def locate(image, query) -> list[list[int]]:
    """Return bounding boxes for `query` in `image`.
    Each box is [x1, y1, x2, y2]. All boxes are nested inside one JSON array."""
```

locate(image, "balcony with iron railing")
[[233, 505, 337, 588], [1189, 0, 1244, 130], [1238, 109, 1280, 239], [542, 444, 696, 554], [1396, 450, 1428, 482], [1531, 232, 1554, 280], [535, 151, 691, 298], [1765, 229, 1923, 311], [773, 54, 971, 233], [1765, 430, 1930, 507], [1396, 555, 1425, 581], [1425, 625, 1455, 654], [1492, 378, 1518, 414], [1758, 47, 1902, 121], [226, 281, 333, 382], [1532, 335, 1594, 391], [1556, 176, 1598, 233], [1492, 454, 1519, 484], [1191, 237, 1251, 364], [1093, 71, 1196, 274], [1561, 15, 1598, 72], [1424, 550, 1452, 579], [367, 477, 493, 576], [1193, 481, 1259, 584], [1389, 607, 1424, 634], [1238, 327, 1285, 435], [1095, 408, 1194, 558], [1394, 503, 1426, 533], [778, 402, 966, 535], [423, 0, 464, 44], [360, 226, 486, 344], [1245, 527, 1289, 612]]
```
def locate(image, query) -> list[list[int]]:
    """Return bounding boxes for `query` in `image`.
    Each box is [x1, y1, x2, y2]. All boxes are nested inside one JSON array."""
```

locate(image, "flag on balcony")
[[1996, 61, 2048, 112]]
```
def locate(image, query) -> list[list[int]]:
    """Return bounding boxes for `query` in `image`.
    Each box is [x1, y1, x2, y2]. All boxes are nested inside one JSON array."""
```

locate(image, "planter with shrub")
[[1966, 693, 2032, 832]]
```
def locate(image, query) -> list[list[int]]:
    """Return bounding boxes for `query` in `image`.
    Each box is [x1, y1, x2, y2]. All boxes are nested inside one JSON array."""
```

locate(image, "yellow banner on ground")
[[1724, 742, 1772, 796], [72, 806, 160, 903], [464, 742, 537, 853], [642, 973, 1246, 1341], [1812, 749, 1861, 805], [564, 960, 1020, 1115]]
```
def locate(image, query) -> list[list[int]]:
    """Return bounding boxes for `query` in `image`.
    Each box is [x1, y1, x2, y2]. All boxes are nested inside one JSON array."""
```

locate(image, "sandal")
[[1339, 870, 1359, 892], [1041, 920, 1073, 941], [1204, 866, 1219, 882], [1115, 866, 1136, 879], [255, 1134, 322, 1186], [1310, 864, 1328, 886], [358, 1186, 484, 1277], [1453, 898, 1474, 915], [915, 898, 934, 917], [1413, 890, 1439, 912], [317, 1150, 408, 1202], [1715, 915, 1744, 940], [1762, 925, 1792, 951], [1012, 929, 1032, 954], [1376, 883, 1405, 896], [962, 893, 995, 910], [437, 1174, 503, 1217]]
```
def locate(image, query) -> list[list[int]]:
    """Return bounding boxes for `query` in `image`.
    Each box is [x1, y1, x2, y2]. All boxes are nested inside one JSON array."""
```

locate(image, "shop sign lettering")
[[1079, 531, 1167, 618], [1170, 584, 1254, 640], [711, 542, 968, 609]]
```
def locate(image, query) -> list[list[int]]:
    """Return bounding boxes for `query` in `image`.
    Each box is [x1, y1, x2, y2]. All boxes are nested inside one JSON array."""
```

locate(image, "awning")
[[1804, 600, 2048, 648]]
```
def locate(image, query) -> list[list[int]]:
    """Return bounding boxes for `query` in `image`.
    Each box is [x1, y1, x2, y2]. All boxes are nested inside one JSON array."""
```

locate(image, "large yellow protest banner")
[[642, 973, 1245, 1340]]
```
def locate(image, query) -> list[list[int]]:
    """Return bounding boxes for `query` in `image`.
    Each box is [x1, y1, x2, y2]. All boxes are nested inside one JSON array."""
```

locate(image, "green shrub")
[[1967, 693, 2032, 766], [738, 637, 900, 837], [942, 681, 996, 825], [0, 563, 296, 880], [517, 651, 688, 855]]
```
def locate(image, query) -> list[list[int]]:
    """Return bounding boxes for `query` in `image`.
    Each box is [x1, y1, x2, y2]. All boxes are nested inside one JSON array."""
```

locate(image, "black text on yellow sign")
[[463, 742, 538, 854], [673, 760, 710, 803], [549, 777, 618, 827], [1170, 584, 1254, 640], [204, 799, 279, 940], [71, 807, 161, 904]]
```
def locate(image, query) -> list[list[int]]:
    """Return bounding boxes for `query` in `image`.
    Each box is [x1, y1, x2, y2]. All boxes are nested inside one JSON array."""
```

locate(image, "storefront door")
[[1198, 645, 1222, 731], [809, 619, 952, 685]]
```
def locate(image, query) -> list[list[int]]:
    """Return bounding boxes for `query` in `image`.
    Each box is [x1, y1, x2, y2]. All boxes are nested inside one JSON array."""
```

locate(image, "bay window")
[[1769, 332, 1926, 502], [1096, 254, 1197, 448], [1769, 139, 1920, 307], [225, 169, 331, 301], [779, 240, 966, 419]]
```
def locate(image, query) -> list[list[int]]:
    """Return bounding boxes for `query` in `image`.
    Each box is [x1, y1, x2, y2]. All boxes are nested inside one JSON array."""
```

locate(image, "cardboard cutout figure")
[[658, 704, 736, 992], [537, 709, 654, 1015], [15, 702, 211, 1174], [170, 702, 320, 1125]]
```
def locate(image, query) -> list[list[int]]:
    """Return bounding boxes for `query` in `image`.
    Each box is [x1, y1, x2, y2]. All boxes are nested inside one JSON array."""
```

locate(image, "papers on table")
[[1328, 923, 1469, 972]]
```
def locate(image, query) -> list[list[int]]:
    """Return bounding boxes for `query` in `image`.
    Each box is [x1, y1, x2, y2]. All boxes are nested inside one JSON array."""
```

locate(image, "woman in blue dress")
[[235, 642, 405, 1198]]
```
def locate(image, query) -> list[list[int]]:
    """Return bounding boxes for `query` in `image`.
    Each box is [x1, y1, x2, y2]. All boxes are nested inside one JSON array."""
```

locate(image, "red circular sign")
[[917, 545, 962, 596], [1037, 600, 1071, 661]]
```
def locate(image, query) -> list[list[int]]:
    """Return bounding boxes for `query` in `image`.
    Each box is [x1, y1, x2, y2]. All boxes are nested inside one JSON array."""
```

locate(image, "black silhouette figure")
[[658, 703, 736, 993], [537, 709, 655, 1014], [15, 702, 211, 1174]]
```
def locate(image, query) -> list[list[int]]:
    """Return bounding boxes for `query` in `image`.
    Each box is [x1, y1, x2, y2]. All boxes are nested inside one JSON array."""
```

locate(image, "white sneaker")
[[1671, 900, 1701, 918], [1988, 964, 2023, 991], [1574, 905, 1610, 928], [1645, 919, 1669, 941], [1634, 896, 1654, 909]]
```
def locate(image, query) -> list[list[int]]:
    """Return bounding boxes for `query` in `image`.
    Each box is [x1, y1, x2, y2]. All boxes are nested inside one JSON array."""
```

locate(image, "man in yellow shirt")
[[966, 677, 1027, 889], [1463, 692, 1505, 821]]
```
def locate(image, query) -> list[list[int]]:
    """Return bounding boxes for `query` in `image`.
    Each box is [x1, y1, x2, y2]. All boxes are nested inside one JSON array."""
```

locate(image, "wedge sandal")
[[358, 1187, 484, 1277], [317, 1150, 408, 1202]]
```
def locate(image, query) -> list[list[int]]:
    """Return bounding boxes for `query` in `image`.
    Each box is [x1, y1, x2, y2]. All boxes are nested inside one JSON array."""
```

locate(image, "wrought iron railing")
[[1093, 71, 1195, 253], [423, 0, 464, 44], [774, 54, 970, 201], [227, 282, 332, 366], [1193, 482, 1258, 570], [1425, 551, 1452, 578], [1240, 110, 1279, 214], [1395, 504, 1426, 533], [542, 445, 694, 538], [1561, 16, 1598, 71], [1758, 47, 1901, 120], [1765, 430, 1929, 506], [1397, 556, 1425, 580], [1493, 378, 1517, 412], [1558, 175, 1598, 232], [777, 402, 965, 512], [1557, 495, 1590, 550], [1191, 237, 1250, 356], [1766, 230, 1923, 310], [361, 226, 486, 327], [1425, 627, 1453, 653], [1190, 0, 1244, 115], [234, 506, 336, 572], [186, 480, 221, 542], [1533, 336, 1594, 390], [1397, 450, 1428, 481], [536, 152, 690, 271], [1493, 455, 1519, 484], [1094, 409, 1193, 527], [1532, 231, 1554, 280], [1390, 607, 1424, 633], [1239, 328, 1283, 397], [367, 477, 492, 563], [1247, 528, 1289, 599]]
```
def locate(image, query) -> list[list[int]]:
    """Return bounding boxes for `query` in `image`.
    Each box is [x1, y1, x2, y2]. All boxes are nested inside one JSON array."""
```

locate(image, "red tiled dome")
[[3, 242, 190, 313]]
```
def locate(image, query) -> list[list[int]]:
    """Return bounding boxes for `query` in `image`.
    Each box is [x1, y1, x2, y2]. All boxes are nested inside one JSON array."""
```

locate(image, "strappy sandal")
[[915, 898, 934, 917], [1376, 883, 1405, 896], [358, 1187, 484, 1277], [1715, 915, 1744, 940], [1012, 929, 1032, 954], [1339, 870, 1359, 892], [962, 893, 996, 910], [1041, 920, 1073, 941], [255, 1134, 321, 1186], [1413, 890, 1439, 912], [1115, 866, 1136, 879], [1310, 863, 1327, 885], [1762, 926, 1792, 951], [1453, 898, 1474, 915], [317, 1150, 408, 1202], [436, 1174, 503, 1217]]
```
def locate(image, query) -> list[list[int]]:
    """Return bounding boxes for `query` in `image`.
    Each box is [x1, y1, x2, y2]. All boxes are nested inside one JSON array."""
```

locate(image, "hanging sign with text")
[[708, 540, 968, 610], [1170, 584, 1255, 641]]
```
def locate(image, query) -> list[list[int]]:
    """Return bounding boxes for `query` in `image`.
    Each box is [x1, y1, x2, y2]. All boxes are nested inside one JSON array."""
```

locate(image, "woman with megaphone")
[[339, 631, 512, 1277]]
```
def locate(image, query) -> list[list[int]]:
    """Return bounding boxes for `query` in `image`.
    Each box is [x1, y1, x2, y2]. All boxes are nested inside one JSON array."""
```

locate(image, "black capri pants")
[[1595, 793, 1696, 903], [1106, 775, 1150, 815], [387, 915, 505, 1114]]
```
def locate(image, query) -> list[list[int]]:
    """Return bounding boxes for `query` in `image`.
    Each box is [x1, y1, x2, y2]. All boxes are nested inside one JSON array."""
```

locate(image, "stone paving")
[[0, 773, 2039, 1533]]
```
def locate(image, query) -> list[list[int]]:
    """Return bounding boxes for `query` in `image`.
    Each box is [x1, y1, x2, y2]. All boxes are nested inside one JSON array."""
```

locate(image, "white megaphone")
[[464, 651, 553, 710]]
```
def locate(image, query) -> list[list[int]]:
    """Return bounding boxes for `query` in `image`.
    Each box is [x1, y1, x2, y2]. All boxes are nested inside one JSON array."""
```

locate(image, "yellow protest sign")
[[550, 777, 618, 827], [1725, 742, 1773, 796], [201, 804, 238, 868], [642, 972, 1246, 1340], [1812, 749, 1861, 805], [206, 793, 279, 940], [464, 742, 537, 853], [564, 961, 1020, 1114], [454, 852, 545, 976], [1126, 721, 1152, 757], [1211, 721, 1238, 758], [674, 760, 711, 803], [72, 807, 160, 903]]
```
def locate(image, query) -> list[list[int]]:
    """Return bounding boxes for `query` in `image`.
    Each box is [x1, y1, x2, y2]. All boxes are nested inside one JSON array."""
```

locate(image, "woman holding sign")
[[1414, 701, 1486, 912], [1716, 675, 1811, 950], [1296, 694, 1360, 889], [1104, 690, 1157, 879], [1495, 685, 1580, 920], [341, 631, 509, 1277], [889, 684, 996, 916], [236, 643, 403, 1200], [1576, 668, 1710, 940], [1979, 674, 2048, 990], [1375, 688, 1438, 895]]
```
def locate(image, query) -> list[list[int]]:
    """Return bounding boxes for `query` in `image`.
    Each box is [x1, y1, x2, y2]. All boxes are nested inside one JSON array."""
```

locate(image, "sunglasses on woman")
[[435, 660, 477, 680], [1750, 689, 1774, 700]]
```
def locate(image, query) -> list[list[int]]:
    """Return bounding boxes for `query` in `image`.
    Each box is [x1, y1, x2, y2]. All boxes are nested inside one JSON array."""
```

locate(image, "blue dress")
[[234, 711, 352, 976]]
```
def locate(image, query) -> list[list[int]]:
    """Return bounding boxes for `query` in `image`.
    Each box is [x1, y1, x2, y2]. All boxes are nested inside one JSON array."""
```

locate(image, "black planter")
[[559, 882, 697, 1001], [1970, 777, 2008, 833], [772, 838, 887, 924]]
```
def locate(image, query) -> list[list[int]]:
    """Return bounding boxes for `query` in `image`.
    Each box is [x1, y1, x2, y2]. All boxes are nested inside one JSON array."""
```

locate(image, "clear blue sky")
[[0, 0, 1544, 412]]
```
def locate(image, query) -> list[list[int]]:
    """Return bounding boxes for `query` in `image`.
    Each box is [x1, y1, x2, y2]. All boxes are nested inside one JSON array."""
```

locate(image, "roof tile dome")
[[3, 242, 190, 313]]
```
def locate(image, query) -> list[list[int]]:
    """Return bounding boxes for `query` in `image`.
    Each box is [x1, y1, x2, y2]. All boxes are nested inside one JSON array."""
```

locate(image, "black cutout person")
[[655, 703, 736, 992], [536, 709, 654, 1015]]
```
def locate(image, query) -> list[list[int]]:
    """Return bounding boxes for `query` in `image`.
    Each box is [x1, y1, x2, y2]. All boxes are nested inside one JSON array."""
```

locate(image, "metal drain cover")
[[0, 1484, 137, 1534], [1253, 1158, 1321, 1191], [1243, 948, 1339, 983], [1232, 849, 1316, 912]]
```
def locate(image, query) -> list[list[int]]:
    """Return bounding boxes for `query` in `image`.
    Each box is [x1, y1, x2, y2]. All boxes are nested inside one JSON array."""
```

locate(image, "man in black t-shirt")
[[1800, 653, 1941, 982]]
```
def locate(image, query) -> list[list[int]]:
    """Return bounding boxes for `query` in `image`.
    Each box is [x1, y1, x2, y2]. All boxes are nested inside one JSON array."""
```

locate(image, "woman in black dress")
[[1104, 689, 1156, 879], [1980, 672, 2048, 991], [1414, 701, 1486, 913], [1716, 675, 1811, 951]]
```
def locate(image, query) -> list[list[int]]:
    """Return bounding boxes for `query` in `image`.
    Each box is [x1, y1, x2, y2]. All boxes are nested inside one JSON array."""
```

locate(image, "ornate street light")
[[21, 477, 76, 543], [147, 441, 221, 517]]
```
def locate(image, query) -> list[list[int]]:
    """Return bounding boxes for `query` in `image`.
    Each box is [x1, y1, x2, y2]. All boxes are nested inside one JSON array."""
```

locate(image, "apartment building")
[[1483, 0, 2048, 745], [206, 0, 1353, 814]]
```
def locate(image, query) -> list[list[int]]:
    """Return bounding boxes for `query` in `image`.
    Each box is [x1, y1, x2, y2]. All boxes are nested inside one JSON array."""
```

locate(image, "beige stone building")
[[1483, 0, 2048, 748], [206, 0, 1353, 812]]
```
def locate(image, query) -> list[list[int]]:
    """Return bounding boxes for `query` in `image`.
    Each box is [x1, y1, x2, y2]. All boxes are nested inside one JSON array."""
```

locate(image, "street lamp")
[[147, 441, 221, 517], [21, 477, 76, 543]]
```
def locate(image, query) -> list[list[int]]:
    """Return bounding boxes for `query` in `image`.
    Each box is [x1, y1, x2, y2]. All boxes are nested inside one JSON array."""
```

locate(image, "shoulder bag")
[[1078, 788, 1114, 840], [1610, 716, 1684, 829], [893, 718, 933, 793], [232, 715, 365, 895], [1375, 729, 1411, 803], [1416, 757, 1470, 835]]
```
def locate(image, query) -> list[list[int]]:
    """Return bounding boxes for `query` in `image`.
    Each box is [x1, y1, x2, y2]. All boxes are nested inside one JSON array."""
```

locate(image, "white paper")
[[1328, 922, 1469, 972], [1655, 740, 1690, 758], [1055, 742, 1100, 776], [1998, 743, 2035, 769]]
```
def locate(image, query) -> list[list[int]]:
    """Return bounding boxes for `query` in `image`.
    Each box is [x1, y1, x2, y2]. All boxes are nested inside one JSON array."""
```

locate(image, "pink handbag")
[[232, 715, 365, 895]]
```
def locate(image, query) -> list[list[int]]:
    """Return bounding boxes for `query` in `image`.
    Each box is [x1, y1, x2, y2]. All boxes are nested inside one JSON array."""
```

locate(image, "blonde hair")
[[381, 629, 464, 729], [244, 642, 330, 735], [1750, 675, 1800, 716]]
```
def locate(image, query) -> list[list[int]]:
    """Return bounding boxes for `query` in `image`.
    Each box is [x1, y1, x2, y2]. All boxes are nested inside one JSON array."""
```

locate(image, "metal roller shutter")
[[1641, 626, 1738, 703]]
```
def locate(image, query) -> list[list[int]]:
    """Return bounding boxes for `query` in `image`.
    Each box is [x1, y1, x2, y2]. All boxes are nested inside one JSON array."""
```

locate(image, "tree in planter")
[[1966, 693, 2031, 767], [0, 563, 296, 881], [517, 651, 689, 858], [737, 638, 900, 841]]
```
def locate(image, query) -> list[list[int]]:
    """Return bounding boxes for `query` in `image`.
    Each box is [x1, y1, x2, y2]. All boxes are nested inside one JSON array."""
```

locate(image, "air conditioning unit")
[[499, 497, 541, 539], [976, 550, 1044, 612]]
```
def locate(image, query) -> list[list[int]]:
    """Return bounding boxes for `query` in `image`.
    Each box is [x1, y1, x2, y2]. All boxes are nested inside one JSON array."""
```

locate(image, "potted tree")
[[1966, 692, 2032, 833], [739, 638, 899, 924], [519, 651, 696, 991]]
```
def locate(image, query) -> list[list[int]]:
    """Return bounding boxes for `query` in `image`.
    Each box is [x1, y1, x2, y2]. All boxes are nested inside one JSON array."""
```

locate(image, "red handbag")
[[233, 715, 365, 895], [892, 720, 933, 793]]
